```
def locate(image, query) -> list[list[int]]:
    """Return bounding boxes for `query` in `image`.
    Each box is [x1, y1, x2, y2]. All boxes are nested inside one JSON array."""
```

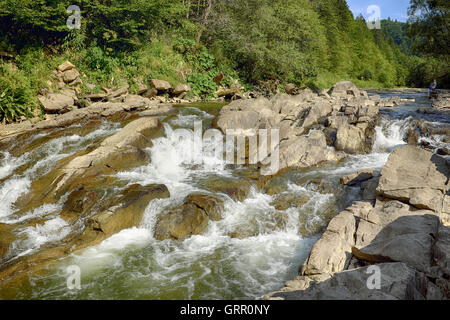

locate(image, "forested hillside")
[[0, 0, 448, 122]]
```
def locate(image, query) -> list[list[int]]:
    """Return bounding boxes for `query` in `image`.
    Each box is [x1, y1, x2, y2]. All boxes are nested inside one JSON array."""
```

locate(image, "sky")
[[346, 0, 411, 22]]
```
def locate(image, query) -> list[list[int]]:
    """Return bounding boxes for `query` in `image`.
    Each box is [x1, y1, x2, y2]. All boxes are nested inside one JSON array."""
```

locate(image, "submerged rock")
[[340, 169, 374, 186], [154, 193, 224, 240]]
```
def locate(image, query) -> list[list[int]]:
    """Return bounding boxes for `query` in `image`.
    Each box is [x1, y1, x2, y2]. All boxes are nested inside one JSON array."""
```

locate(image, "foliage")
[[0, 0, 449, 122]]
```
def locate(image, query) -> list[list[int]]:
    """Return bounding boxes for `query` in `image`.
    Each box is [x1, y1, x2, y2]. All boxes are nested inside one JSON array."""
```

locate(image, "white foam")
[[8, 217, 71, 260], [0, 177, 31, 218], [0, 122, 119, 219]]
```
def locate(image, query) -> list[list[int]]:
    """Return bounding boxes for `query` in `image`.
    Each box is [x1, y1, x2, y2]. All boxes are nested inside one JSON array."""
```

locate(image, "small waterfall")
[[373, 118, 410, 153]]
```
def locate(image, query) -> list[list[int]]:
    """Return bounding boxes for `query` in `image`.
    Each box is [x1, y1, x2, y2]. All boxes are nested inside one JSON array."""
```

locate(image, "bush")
[[0, 68, 35, 123], [359, 69, 374, 81]]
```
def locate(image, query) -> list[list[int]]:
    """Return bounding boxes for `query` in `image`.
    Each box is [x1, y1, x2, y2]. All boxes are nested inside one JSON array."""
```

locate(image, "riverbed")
[[0, 92, 448, 299]]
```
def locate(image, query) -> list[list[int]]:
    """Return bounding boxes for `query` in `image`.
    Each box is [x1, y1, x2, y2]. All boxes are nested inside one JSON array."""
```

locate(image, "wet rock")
[[154, 204, 209, 241], [49, 117, 162, 197], [0, 224, 16, 261], [185, 193, 224, 221], [300, 206, 358, 275], [154, 192, 224, 241], [437, 148, 449, 156], [0, 184, 170, 284], [203, 178, 253, 202], [360, 176, 380, 201], [61, 188, 100, 222], [340, 169, 374, 186], [81, 184, 169, 242], [270, 193, 310, 211]]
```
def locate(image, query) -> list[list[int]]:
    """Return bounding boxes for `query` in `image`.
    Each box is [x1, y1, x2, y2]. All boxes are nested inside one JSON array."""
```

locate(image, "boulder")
[[154, 203, 209, 240], [154, 193, 224, 241], [57, 61, 75, 72], [340, 169, 374, 186], [352, 213, 440, 274], [199, 176, 253, 202], [300, 203, 362, 275], [277, 130, 344, 170], [335, 124, 368, 154], [270, 193, 310, 211], [377, 145, 449, 215], [328, 81, 359, 98], [185, 193, 224, 221], [172, 84, 190, 96], [38, 94, 74, 114], [150, 79, 172, 92], [63, 69, 80, 83], [79, 184, 170, 246]]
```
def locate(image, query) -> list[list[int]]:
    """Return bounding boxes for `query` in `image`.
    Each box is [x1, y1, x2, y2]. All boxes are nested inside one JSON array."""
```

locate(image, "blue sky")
[[346, 0, 411, 22]]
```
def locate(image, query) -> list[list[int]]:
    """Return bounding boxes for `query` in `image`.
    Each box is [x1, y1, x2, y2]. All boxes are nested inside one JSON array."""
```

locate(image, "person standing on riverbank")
[[429, 79, 437, 97]]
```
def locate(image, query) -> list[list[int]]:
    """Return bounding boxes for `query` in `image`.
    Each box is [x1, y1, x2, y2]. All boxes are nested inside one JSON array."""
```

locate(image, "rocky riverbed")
[[0, 82, 448, 299]]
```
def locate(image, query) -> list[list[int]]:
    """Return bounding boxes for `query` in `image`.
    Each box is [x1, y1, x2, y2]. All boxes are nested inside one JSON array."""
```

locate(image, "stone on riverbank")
[[266, 145, 450, 300]]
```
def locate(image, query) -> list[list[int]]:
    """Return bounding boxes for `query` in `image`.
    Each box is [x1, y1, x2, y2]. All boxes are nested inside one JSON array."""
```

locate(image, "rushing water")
[[0, 93, 448, 299]]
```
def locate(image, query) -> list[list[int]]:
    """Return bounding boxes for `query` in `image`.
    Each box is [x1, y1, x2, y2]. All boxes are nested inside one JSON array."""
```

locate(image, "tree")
[[407, 0, 450, 60]]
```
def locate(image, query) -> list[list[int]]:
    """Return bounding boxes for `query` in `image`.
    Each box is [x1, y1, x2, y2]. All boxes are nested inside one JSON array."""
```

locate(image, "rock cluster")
[[431, 91, 450, 110], [37, 61, 192, 115], [266, 145, 450, 300], [215, 81, 381, 174]]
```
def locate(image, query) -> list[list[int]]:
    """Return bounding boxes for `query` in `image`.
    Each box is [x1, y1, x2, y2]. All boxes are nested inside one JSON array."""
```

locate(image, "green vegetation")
[[0, 0, 448, 122]]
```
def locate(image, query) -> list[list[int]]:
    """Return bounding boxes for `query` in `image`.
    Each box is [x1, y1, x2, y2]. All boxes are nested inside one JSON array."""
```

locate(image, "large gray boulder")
[[377, 145, 450, 217]]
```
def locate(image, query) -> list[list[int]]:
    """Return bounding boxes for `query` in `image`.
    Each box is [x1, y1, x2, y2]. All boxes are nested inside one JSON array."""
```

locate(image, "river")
[[0, 92, 448, 299]]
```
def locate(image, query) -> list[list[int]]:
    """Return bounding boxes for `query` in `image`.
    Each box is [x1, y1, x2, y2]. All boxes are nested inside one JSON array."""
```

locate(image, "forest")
[[0, 0, 448, 122]]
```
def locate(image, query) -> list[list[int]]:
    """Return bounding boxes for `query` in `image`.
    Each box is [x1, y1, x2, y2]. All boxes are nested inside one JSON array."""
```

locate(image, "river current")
[[0, 92, 448, 299]]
